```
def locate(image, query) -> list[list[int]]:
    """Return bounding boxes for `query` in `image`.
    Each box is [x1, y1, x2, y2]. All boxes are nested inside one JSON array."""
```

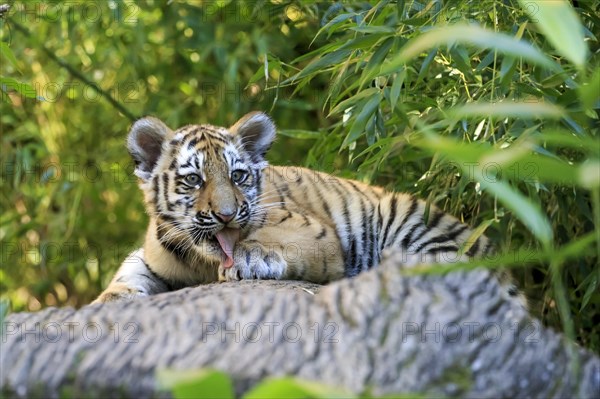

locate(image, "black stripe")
[[273, 168, 301, 205], [346, 180, 371, 201], [368, 206, 378, 268], [446, 225, 469, 241], [187, 137, 199, 149], [141, 268, 174, 291], [271, 179, 287, 209], [162, 173, 171, 211], [301, 214, 311, 227], [346, 180, 374, 271], [326, 177, 356, 276], [427, 209, 444, 228], [425, 244, 459, 255], [152, 174, 161, 211], [179, 159, 194, 169], [316, 228, 327, 239], [381, 195, 398, 250], [412, 234, 454, 254], [371, 189, 383, 200], [410, 209, 444, 247], [337, 180, 368, 272], [341, 197, 357, 276], [205, 131, 228, 143], [277, 211, 293, 224], [466, 237, 481, 257], [159, 237, 188, 263], [388, 196, 418, 248], [312, 184, 333, 219], [359, 197, 370, 272], [445, 221, 460, 232], [401, 223, 422, 249], [156, 222, 188, 263]]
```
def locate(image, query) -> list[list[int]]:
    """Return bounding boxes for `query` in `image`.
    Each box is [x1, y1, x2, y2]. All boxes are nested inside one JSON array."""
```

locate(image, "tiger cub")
[[94, 112, 519, 303]]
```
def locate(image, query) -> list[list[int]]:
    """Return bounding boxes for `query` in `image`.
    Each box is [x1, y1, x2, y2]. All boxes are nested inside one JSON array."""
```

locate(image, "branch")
[[1, 254, 598, 397]]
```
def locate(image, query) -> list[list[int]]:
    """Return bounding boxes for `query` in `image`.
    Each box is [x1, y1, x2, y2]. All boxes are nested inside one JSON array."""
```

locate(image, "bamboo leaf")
[[390, 67, 406, 110], [450, 102, 566, 119], [0, 43, 20, 72], [157, 369, 234, 399], [376, 24, 561, 80], [342, 94, 382, 148], [278, 129, 322, 139], [244, 377, 353, 399], [518, 0, 588, 68]]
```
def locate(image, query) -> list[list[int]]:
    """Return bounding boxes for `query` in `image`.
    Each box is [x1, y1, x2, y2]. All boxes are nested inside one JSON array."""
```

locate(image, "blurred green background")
[[1, 0, 598, 352]]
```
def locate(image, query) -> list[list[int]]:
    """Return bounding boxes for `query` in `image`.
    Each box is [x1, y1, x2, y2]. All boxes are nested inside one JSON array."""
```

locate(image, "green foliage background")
[[1, 0, 598, 352]]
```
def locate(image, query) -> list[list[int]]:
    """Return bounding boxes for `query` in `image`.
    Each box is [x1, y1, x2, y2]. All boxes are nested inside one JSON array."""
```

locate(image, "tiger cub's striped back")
[[261, 166, 491, 281]]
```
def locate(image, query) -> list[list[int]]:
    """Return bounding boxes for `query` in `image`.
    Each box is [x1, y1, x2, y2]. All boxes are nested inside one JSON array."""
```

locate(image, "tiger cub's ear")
[[230, 112, 276, 162], [127, 117, 171, 180]]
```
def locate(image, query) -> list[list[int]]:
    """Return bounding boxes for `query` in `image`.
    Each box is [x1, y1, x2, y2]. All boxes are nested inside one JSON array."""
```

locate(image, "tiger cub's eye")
[[231, 169, 248, 184], [184, 174, 202, 186]]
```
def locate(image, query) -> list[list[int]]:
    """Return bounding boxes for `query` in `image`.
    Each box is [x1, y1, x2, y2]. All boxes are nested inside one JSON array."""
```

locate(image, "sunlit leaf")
[[450, 102, 566, 119], [518, 0, 588, 68], [0, 77, 38, 99], [0, 43, 20, 72], [157, 369, 234, 399], [278, 129, 322, 139], [416, 133, 554, 246], [243, 377, 353, 399], [376, 24, 562, 79], [342, 94, 382, 148], [390, 67, 406, 110]]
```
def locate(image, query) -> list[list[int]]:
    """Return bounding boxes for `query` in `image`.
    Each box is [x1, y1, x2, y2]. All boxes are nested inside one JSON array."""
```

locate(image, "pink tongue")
[[215, 228, 240, 269]]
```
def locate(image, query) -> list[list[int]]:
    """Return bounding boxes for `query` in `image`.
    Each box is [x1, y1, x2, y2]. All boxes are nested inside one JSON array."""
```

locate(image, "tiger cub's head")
[[127, 112, 276, 268]]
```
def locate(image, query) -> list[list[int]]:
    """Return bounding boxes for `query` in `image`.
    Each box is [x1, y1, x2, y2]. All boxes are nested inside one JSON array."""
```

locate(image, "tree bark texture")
[[2, 253, 599, 398]]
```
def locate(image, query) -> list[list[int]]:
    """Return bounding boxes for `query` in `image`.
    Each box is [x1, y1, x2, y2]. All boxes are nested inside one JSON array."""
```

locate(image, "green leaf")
[[342, 93, 382, 148], [329, 87, 379, 116], [390, 67, 406, 110], [459, 219, 494, 255], [579, 273, 598, 311], [579, 67, 600, 111], [518, 0, 588, 69], [349, 25, 395, 34], [284, 49, 354, 84], [578, 161, 600, 189], [450, 102, 566, 120], [415, 133, 554, 247], [157, 369, 234, 399], [0, 77, 38, 98], [0, 43, 20, 72], [475, 50, 496, 72], [376, 24, 561, 80], [479, 176, 552, 246], [533, 130, 600, 156], [247, 65, 265, 85], [278, 129, 322, 139], [243, 377, 353, 399]]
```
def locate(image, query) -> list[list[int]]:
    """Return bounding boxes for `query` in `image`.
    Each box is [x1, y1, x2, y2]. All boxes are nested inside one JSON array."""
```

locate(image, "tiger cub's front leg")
[[218, 210, 344, 283], [93, 249, 171, 303]]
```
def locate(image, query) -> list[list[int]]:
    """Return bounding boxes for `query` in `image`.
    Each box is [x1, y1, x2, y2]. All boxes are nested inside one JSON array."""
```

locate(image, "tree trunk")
[[2, 253, 599, 398]]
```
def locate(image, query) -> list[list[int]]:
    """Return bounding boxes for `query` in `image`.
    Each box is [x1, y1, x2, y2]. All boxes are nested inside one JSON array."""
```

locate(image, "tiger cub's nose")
[[214, 211, 236, 223]]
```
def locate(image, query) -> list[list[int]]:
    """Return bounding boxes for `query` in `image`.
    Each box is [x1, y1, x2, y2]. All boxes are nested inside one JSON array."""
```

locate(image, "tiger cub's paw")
[[92, 283, 148, 304], [218, 242, 287, 282]]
